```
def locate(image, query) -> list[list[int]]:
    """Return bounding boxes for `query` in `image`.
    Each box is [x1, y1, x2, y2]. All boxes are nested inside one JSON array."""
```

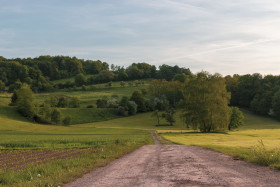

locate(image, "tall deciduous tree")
[[182, 72, 231, 132]]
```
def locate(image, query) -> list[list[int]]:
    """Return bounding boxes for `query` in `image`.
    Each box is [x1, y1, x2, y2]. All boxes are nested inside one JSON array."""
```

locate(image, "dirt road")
[[66, 137, 280, 186]]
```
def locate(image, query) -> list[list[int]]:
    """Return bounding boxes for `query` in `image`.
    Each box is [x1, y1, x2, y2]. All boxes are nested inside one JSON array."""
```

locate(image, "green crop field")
[[160, 109, 280, 169]]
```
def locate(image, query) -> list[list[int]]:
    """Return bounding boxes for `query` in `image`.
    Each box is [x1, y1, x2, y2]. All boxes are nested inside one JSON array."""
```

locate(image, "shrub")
[[49, 96, 58, 107], [96, 98, 107, 108], [10, 91, 18, 106], [162, 108, 176, 126], [229, 107, 244, 130], [51, 109, 61, 124], [117, 106, 128, 116], [69, 97, 80, 108], [106, 81, 113, 88], [120, 81, 125, 87], [107, 99, 119, 108], [87, 105, 94, 108], [251, 140, 280, 166], [63, 116, 72, 126], [57, 97, 69, 108], [127, 101, 137, 115]]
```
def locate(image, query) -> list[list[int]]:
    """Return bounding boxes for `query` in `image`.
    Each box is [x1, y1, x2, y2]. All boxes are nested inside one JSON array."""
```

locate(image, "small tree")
[[128, 101, 137, 115], [57, 97, 69, 108], [106, 81, 113, 88], [63, 116, 72, 126], [82, 85, 87, 91], [41, 103, 52, 121], [120, 96, 129, 109], [50, 96, 58, 107], [152, 109, 161, 125], [130, 90, 146, 112], [51, 109, 61, 124], [15, 84, 36, 119], [96, 98, 107, 108], [0, 80, 5, 92], [10, 91, 18, 106], [120, 81, 125, 87], [229, 107, 244, 130], [69, 97, 80, 108], [162, 108, 176, 126]]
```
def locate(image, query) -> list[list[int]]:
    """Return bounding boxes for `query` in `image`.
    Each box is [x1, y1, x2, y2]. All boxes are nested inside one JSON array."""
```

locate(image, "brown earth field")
[[66, 133, 280, 187], [0, 148, 97, 171]]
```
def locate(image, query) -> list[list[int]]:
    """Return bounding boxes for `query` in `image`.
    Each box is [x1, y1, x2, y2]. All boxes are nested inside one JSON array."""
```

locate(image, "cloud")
[[1, 0, 280, 75]]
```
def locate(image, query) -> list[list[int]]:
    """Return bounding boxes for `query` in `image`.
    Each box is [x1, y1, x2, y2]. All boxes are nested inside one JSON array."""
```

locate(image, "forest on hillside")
[[0, 56, 191, 92], [1, 55, 280, 125]]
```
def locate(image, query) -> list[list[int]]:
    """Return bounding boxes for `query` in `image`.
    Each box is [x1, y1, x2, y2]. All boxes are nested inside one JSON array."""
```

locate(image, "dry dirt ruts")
[[66, 144, 280, 187]]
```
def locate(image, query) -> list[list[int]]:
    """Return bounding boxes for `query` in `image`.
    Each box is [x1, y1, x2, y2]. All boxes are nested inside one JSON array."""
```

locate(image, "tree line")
[[225, 74, 280, 119], [0, 56, 191, 92]]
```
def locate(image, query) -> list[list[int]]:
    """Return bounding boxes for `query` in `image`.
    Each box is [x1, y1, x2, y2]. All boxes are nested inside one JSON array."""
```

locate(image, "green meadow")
[[0, 85, 155, 186]]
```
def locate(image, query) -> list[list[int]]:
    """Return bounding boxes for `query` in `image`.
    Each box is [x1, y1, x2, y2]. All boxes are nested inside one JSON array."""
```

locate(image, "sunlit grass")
[[160, 109, 280, 169]]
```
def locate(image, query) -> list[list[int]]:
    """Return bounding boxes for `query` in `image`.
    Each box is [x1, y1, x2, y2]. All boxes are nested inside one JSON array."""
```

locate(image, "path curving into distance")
[[66, 133, 280, 187]]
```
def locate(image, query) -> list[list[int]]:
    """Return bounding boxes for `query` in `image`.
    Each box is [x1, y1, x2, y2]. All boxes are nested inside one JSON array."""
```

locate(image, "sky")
[[1, 0, 280, 75]]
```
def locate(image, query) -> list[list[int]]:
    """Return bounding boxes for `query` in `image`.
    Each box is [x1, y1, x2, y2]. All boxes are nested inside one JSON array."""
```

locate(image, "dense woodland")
[[1, 55, 280, 131], [0, 55, 191, 92]]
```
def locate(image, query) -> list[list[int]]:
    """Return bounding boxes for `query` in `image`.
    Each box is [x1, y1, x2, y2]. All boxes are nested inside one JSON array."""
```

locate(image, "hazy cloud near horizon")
[[1, 0, 280, 75]]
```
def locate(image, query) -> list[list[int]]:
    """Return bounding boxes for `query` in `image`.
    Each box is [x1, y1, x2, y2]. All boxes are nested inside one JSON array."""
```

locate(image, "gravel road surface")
[[66, 135, 280, 186]]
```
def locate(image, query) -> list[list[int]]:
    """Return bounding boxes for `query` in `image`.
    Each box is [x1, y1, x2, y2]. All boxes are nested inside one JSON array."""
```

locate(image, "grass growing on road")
[[160, 109, 280, 169]]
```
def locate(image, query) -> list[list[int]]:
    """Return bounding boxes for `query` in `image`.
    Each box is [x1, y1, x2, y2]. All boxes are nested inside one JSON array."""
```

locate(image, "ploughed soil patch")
[[0, 148, 97, 170]]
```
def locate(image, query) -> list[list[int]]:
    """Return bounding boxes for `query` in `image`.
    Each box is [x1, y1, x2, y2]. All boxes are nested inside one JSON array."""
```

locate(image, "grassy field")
[[160, 109, 280, 169], [0, 86, 155, 186], [0, 79, 185, 186], [3, 79, 280, 185]]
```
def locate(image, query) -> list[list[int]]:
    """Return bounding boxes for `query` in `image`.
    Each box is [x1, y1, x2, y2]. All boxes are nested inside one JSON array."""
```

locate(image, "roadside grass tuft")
[[251, 140, 280, 166]]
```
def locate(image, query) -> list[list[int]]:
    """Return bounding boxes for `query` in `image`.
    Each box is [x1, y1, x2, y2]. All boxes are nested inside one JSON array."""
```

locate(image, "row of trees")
[[225, 74, 280, 119]]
